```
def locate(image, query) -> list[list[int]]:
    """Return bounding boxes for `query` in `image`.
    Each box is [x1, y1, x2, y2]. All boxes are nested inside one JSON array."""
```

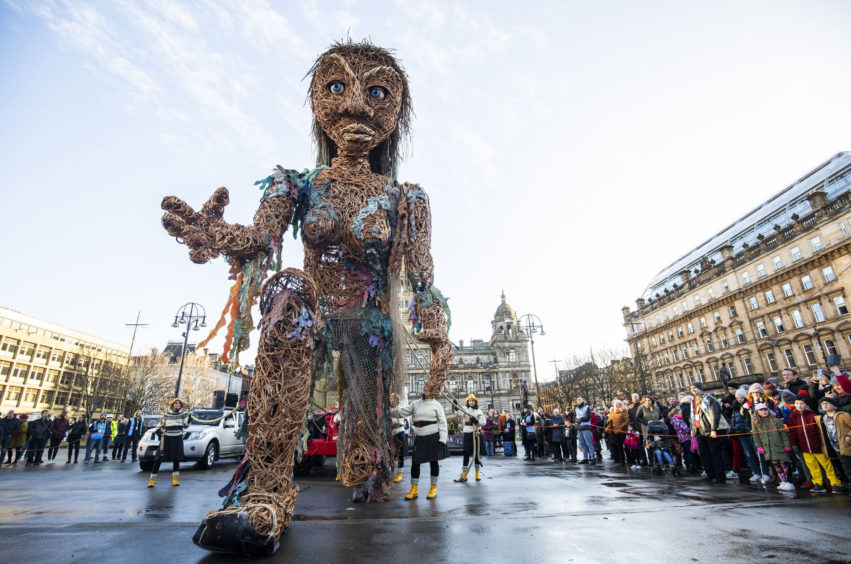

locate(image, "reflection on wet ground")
[[0, 454, 848, 562]]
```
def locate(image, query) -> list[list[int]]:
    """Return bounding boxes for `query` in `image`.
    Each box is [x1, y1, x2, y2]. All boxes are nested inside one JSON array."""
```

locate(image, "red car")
[[293, 408, 338, 476]]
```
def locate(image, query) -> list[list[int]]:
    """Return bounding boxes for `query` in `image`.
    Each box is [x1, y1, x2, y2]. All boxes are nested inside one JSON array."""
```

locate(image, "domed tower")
[[491, 290, 518, 339]]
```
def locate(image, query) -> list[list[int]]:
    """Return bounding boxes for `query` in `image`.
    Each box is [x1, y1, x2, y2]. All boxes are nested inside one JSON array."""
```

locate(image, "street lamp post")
[[518, 314, 545, 409], [171, 303, 207, 399], [628, 320, 649, 396]]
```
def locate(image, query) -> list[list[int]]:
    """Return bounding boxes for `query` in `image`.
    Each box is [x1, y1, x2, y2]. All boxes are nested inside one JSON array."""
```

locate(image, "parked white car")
[[137, 408, 246, 471]]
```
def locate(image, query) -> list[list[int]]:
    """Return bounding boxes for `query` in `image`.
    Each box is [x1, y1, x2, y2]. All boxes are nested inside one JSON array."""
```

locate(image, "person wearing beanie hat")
[[789, 395, 841, 493], [766, 377, 780, 389], [781, 389, 797, 404], [690, 382, 726, 483], [748, 383, 764, 395], [730, 391, 771, 483], [819, 396, 851, 484], [752, 404, 795, 492]]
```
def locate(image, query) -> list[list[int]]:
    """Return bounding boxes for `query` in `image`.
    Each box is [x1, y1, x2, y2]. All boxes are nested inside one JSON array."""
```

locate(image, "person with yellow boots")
[[391, 393, 448, 500], [390, 393, 408, 483], [147, 398, 190, 488], [454, 394, 486, 483]]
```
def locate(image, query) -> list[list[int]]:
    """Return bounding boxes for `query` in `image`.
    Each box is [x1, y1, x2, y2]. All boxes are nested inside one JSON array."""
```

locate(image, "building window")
[[681, 346, 689, 359], [842, 222, 848, 237], [766, 352, 778, 372], [0, 361, 10, 377], [803, 344, 817, 366], [773, 256, 783, 270], [416, 377, 425, 394], [743, 357, 754, 375], [508, 349, 517, 363], [695, 295, 702, 306], [714, 312, 721, 324], [6, 386, 22, 402], [812, 303, 826, 323], [687, 322, 694, 334], [29, 367, 45, 382], [677, 327, 684, 338], [765, 290, 776, 304], [823, 266, 836, 282], [773, 316, 785, 333], [802, 275, 814, 290], [782, 283, 793, 298], [783, 348, 797, 368], [448, 376, 457, 392], [749, 297, 759, 310], [18, 342, 35, 360], [726, 361, 737, 379], [722, 281, 730, 293], [466, 377, 475, 393], [757, 321, 768, 338], [651, 337, 657, 346], [700, 317, 707, 328], [664, 352, 670, 364], [673, 306, 679, 316], [736, 328, 745, 344], [34, 346, 50, 363], [705, 339, 714, 353], [698, 368, 705, 381], [510, 374, 520, 390], [757, 264, 766, 277], [729, 305, 737, 318], [721, 338, 729, 348], [742, 271, 751, 284], [824, 339, 838, 357], [811, 236, 823, 251], [708, 288, 714, 299], [0, 338, 20, 355], [791, 309, 804, 328], [660, 334, 665, 344], [673, 350, 679, 362], [791, 246, 802, 260], [710, 365, 718, 380], [668, 331, 674, 341], [692, 342, 699, 356], [834, 296, 849, 316], [682, 301, 688, 312]]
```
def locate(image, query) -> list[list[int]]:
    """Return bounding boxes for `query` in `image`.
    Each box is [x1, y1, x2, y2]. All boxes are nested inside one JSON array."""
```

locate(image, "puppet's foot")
[[192, 493, 293, 555], [192, 511, 280, 555]]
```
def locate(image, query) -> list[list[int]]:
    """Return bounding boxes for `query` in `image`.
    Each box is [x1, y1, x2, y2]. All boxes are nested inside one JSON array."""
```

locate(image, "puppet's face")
[[311, 53, 403, 157]]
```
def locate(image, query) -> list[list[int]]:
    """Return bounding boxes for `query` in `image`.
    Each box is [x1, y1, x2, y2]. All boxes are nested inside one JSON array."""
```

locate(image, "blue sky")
[[2, 1, 850, 379]]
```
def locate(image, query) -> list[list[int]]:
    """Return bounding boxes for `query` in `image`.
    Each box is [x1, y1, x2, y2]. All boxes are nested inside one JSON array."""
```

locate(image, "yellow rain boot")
[[475, 469, 481, 481], [172, 473, 180, 486], [147, 475, 156, 488], [404, 484, 418, 500], [335, 474, 340, 481], [393, 471, 404, 483], [427, 484, 437, 499], [454, 470, 468, 483]]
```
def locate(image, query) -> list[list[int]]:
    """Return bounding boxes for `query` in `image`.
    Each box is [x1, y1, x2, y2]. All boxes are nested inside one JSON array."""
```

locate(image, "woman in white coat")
[[391, 394, 448, 500]]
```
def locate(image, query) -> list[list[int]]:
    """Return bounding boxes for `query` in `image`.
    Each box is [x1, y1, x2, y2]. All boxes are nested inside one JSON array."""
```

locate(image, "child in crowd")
[[624, 423, 642, 471], [648, 433, 677, 474], [668, 407, 693, 471], [788, 395, 842, 494], [751, 403, 795, 492]]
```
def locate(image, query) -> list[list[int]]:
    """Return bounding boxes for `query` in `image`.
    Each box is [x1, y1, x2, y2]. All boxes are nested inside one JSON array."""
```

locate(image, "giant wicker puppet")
[[159, 41, 452, 555]]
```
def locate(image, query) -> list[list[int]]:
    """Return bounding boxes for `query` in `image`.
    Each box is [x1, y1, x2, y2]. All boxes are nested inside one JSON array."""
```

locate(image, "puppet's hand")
[[162, 188, 230, 264]]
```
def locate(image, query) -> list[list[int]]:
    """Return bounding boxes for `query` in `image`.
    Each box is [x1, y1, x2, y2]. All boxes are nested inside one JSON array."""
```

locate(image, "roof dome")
[[493, 291, 517, 321]]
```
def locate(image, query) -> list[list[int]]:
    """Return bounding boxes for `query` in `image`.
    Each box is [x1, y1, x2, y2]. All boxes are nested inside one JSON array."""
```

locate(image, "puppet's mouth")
[[340, 123, 376, 142]]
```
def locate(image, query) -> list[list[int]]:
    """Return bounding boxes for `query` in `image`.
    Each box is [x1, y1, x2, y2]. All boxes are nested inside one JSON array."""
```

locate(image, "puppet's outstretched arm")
[[162, 188, 293, 264]]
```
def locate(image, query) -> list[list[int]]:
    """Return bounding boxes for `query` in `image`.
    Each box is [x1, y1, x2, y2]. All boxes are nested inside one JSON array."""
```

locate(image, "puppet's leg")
[[193, 269, 318, 555]]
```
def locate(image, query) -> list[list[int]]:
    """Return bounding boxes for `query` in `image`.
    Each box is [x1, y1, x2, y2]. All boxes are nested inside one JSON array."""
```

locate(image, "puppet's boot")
[[393, 471, 404, 482], [427, 484, 437, 499], [404, 484, 418, 500], [454, 470, 468, 482], [147, 475, 156, 488], [475, 469, 481, 481], [172, 472, 180, 486]]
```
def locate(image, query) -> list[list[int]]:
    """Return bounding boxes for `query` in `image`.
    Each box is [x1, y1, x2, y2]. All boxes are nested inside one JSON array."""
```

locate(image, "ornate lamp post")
[[518, 313, 545, 408], [171, 302, 206, 399]]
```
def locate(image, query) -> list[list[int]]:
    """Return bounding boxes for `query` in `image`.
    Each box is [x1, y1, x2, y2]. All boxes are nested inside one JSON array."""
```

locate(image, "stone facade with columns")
[[623, 152, 851, 394]]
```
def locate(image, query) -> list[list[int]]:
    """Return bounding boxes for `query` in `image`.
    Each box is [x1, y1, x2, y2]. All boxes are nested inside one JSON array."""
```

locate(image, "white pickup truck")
[[137, 408, 246, 471]]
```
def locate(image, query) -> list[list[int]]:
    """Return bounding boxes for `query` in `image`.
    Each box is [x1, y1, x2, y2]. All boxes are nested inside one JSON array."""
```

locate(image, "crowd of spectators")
[[0, 410, 146, 465], [479, 363, 851, 494]]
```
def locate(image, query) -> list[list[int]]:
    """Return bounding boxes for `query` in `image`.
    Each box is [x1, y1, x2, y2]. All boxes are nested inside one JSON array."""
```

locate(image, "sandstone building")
[[623, 152, 851, 394]]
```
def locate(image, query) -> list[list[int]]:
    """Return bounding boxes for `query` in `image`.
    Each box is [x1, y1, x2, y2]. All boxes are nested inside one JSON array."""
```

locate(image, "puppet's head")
[[309, 41, 412, 179]]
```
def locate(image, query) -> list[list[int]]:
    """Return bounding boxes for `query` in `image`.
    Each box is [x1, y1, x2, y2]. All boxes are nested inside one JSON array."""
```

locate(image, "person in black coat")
[[503, 415, 516, 456], [122, 411, 145, 462], [66, 416, 87, 463], [0, 410, 21, 463], [26, 410, 52, 464]]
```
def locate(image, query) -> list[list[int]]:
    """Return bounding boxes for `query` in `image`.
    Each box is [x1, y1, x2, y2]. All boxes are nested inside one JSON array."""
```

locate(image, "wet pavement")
[[0, 454, 849, 563]]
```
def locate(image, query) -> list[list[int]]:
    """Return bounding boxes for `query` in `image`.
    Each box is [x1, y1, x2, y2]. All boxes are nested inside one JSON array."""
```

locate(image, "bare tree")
[[70, 345, 129, 420], [125, 350, 172, 415]]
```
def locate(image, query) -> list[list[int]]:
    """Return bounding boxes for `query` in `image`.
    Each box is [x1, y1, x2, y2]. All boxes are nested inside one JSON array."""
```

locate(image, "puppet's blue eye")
[[329, 81, 344, 94], [369, 87, 386, 100]]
